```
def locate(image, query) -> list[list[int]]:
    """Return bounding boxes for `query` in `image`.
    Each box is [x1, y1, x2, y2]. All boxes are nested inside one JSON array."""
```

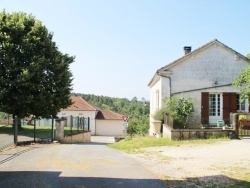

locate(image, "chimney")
[[184, 46, 191, 55]]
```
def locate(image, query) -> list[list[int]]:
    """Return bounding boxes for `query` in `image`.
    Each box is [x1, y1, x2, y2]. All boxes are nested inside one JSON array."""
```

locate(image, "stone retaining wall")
[[61, 131, 91, 144], [163, 124, 232, 140]]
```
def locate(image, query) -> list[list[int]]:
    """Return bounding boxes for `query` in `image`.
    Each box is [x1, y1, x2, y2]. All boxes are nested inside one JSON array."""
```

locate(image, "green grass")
[[108, 136, 230, 153], [0, 124, 83, 138]]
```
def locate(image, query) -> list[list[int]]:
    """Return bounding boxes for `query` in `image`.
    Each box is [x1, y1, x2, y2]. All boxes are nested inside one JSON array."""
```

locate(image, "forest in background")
[[72, 93, 150, 135]]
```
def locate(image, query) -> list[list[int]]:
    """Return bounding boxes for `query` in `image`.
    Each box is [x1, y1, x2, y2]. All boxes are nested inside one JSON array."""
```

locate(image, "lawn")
[[108, 136, 230, 153], [0, 124, 83, 139]]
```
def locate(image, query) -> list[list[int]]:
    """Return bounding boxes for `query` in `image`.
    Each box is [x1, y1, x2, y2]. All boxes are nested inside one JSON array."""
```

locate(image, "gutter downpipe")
[[157, 70, 172, 98]]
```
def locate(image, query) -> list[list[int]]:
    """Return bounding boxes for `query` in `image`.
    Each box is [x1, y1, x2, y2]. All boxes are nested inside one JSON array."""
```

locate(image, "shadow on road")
[[164, 175, 250, 188], [0, 171, 165, 188], [0, 171, 249, 188]]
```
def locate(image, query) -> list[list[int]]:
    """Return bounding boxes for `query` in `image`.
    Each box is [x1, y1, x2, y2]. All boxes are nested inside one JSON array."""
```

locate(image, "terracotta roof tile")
[[96, 110, 124, 120], [62, 96, 101, 111]]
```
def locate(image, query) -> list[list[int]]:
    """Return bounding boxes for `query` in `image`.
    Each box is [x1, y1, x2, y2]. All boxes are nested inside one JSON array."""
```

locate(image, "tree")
[[154, 96, 194, 129], [0, 10, 74, 124], [233, 66, 250, 101]]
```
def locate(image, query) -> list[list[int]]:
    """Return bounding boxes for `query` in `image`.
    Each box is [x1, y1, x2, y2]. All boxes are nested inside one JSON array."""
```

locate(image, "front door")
[[209, 93, 222, 125]]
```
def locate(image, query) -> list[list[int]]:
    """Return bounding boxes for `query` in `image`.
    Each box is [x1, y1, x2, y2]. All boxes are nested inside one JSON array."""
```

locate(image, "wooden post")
[[233, 113, 239, 138]]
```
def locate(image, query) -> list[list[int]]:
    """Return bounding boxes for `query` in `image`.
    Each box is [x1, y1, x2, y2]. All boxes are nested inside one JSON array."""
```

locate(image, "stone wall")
[[61, 131, 91, 144], [162, 124, 231, 140]]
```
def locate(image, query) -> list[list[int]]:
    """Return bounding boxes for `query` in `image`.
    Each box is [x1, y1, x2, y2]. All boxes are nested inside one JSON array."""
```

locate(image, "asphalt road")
[[0, 136, 165, 188]]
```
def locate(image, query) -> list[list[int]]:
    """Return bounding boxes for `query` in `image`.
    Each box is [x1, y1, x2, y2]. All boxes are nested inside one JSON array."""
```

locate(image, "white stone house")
[[57, 96, 126, 136], [148, 39, 250, 135]]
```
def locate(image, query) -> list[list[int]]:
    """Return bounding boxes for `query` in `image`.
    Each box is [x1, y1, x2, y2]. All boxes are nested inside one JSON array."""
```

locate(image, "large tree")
[[0, 10, 74, 120]]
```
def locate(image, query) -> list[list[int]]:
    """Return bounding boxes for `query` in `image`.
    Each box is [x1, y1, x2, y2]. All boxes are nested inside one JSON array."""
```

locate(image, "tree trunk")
[[12, 115, 22, 129]]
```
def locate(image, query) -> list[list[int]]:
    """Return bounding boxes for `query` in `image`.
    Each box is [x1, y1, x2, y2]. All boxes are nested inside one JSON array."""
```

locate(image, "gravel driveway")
[[128, 139, 250, 187]]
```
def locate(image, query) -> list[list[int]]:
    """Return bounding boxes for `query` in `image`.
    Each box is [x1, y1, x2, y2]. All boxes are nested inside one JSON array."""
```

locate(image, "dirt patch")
[[129, 139, 250, 187]]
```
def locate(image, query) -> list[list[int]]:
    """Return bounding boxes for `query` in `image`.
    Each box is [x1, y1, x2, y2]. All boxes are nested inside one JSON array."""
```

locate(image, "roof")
[[148, 39, 250, 86], [62, 96, 101, 111], [95, 110, 124, 120]]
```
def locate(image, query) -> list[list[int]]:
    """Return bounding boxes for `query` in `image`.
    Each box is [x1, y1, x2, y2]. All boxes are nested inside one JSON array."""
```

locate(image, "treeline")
[[72, 93, 150, 134]]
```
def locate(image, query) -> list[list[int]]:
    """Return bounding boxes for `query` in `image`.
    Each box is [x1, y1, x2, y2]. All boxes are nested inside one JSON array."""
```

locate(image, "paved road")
[[0, 136, 165, 188]]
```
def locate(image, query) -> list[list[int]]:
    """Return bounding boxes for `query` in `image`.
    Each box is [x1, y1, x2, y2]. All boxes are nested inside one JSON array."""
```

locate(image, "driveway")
[[0, 136, 165, 188]]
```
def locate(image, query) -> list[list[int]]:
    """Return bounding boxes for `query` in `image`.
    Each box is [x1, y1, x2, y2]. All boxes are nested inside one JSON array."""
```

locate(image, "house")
[[57, 96, 126, 136], [148, 39, 250, 135]]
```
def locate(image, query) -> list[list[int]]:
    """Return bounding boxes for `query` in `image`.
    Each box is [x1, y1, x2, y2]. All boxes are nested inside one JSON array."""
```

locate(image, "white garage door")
[[96, 120, 125, 136]]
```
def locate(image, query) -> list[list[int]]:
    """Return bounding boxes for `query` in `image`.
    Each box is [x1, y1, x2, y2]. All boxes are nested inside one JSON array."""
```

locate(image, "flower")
[[239, 115, 247, 121]]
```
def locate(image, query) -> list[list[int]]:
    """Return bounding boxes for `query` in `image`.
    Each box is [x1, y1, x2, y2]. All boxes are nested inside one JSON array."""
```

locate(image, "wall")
[[57, 110, 97, 135], [169, 44, 249, 94], [149, 76, 170, 135], [96, 120, 125, 136], [173, 85, 244, 128], [61, 131, 91, 143], [163, 124, 230, 140]]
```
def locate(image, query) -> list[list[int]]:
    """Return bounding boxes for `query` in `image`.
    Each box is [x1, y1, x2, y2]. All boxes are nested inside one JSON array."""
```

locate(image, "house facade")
[[148, 39, 250, 135], [57, 96, 126, 136]]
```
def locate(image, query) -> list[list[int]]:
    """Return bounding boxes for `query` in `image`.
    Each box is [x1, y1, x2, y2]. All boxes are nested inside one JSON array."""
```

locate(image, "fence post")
[[14, 116, 18, 146], [82, 117, 85, 132], [34, 116, 36, 143], [70, 115, 73, 135], [77, 116, 80, 133], [233, 113, 239, 138], [88, 117, 90, 131]]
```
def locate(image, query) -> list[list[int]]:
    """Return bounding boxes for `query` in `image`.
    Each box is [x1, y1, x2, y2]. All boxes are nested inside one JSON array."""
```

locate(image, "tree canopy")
[[0, 10, 74, 118], [233, 66, 250, 101]]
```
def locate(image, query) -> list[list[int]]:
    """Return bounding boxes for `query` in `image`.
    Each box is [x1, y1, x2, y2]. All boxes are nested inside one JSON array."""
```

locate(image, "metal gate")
[[60, 116, 90, 136], [238, 120, 250, 137], [18, 117, 54, 143], [0, 124, 14, 151]]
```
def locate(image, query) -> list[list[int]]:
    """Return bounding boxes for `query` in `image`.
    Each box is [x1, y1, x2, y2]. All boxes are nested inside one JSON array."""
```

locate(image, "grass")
[[0, 124, 84, 138], [108, 136, 230, 153]]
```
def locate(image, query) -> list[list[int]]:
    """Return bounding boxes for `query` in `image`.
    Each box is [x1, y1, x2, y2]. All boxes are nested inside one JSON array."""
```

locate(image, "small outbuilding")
[[57, 96, 126, 136]]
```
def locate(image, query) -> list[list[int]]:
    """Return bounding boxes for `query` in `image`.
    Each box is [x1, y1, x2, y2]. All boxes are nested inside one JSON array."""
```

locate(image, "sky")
[[1, 0, 250, 100]]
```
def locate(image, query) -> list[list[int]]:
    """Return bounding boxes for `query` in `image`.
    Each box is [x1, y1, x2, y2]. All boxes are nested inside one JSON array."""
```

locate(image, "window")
[[209, 94, 221, 116], [237, 94, 246, 111], [153, 90, 159, 110]]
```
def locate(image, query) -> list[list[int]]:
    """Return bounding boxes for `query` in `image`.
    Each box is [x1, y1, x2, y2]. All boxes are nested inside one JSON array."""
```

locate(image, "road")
[[0, 136, 165, 188]]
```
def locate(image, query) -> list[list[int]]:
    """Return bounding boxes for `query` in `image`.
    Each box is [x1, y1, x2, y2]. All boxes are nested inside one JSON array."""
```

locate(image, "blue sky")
[[1, 0, 249, 100]]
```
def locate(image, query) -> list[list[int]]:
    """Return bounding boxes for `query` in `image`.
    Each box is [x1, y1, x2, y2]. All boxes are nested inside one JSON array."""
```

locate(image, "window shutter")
[[201, 92, 209, 125], [223, 93, 230, 124], [223, 93, 237, 125], [231, 93, 237, 113]]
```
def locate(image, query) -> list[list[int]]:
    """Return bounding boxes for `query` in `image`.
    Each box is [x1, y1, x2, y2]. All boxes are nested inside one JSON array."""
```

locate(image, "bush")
[[163, 96, 194, 129]]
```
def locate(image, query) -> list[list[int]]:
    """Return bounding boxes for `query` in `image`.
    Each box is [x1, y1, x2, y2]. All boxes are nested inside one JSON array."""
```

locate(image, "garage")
[[95, 110, 125, 136]]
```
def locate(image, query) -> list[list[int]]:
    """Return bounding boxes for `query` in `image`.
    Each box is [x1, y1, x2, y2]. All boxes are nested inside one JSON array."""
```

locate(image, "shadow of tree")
[[0, 171, 165, 188], [164, 175, 250, 188]]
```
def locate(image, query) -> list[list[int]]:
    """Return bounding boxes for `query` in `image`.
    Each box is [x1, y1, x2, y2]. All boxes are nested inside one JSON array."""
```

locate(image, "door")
[[209, 94, 222, 125], [201, 92, 209, 125]]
